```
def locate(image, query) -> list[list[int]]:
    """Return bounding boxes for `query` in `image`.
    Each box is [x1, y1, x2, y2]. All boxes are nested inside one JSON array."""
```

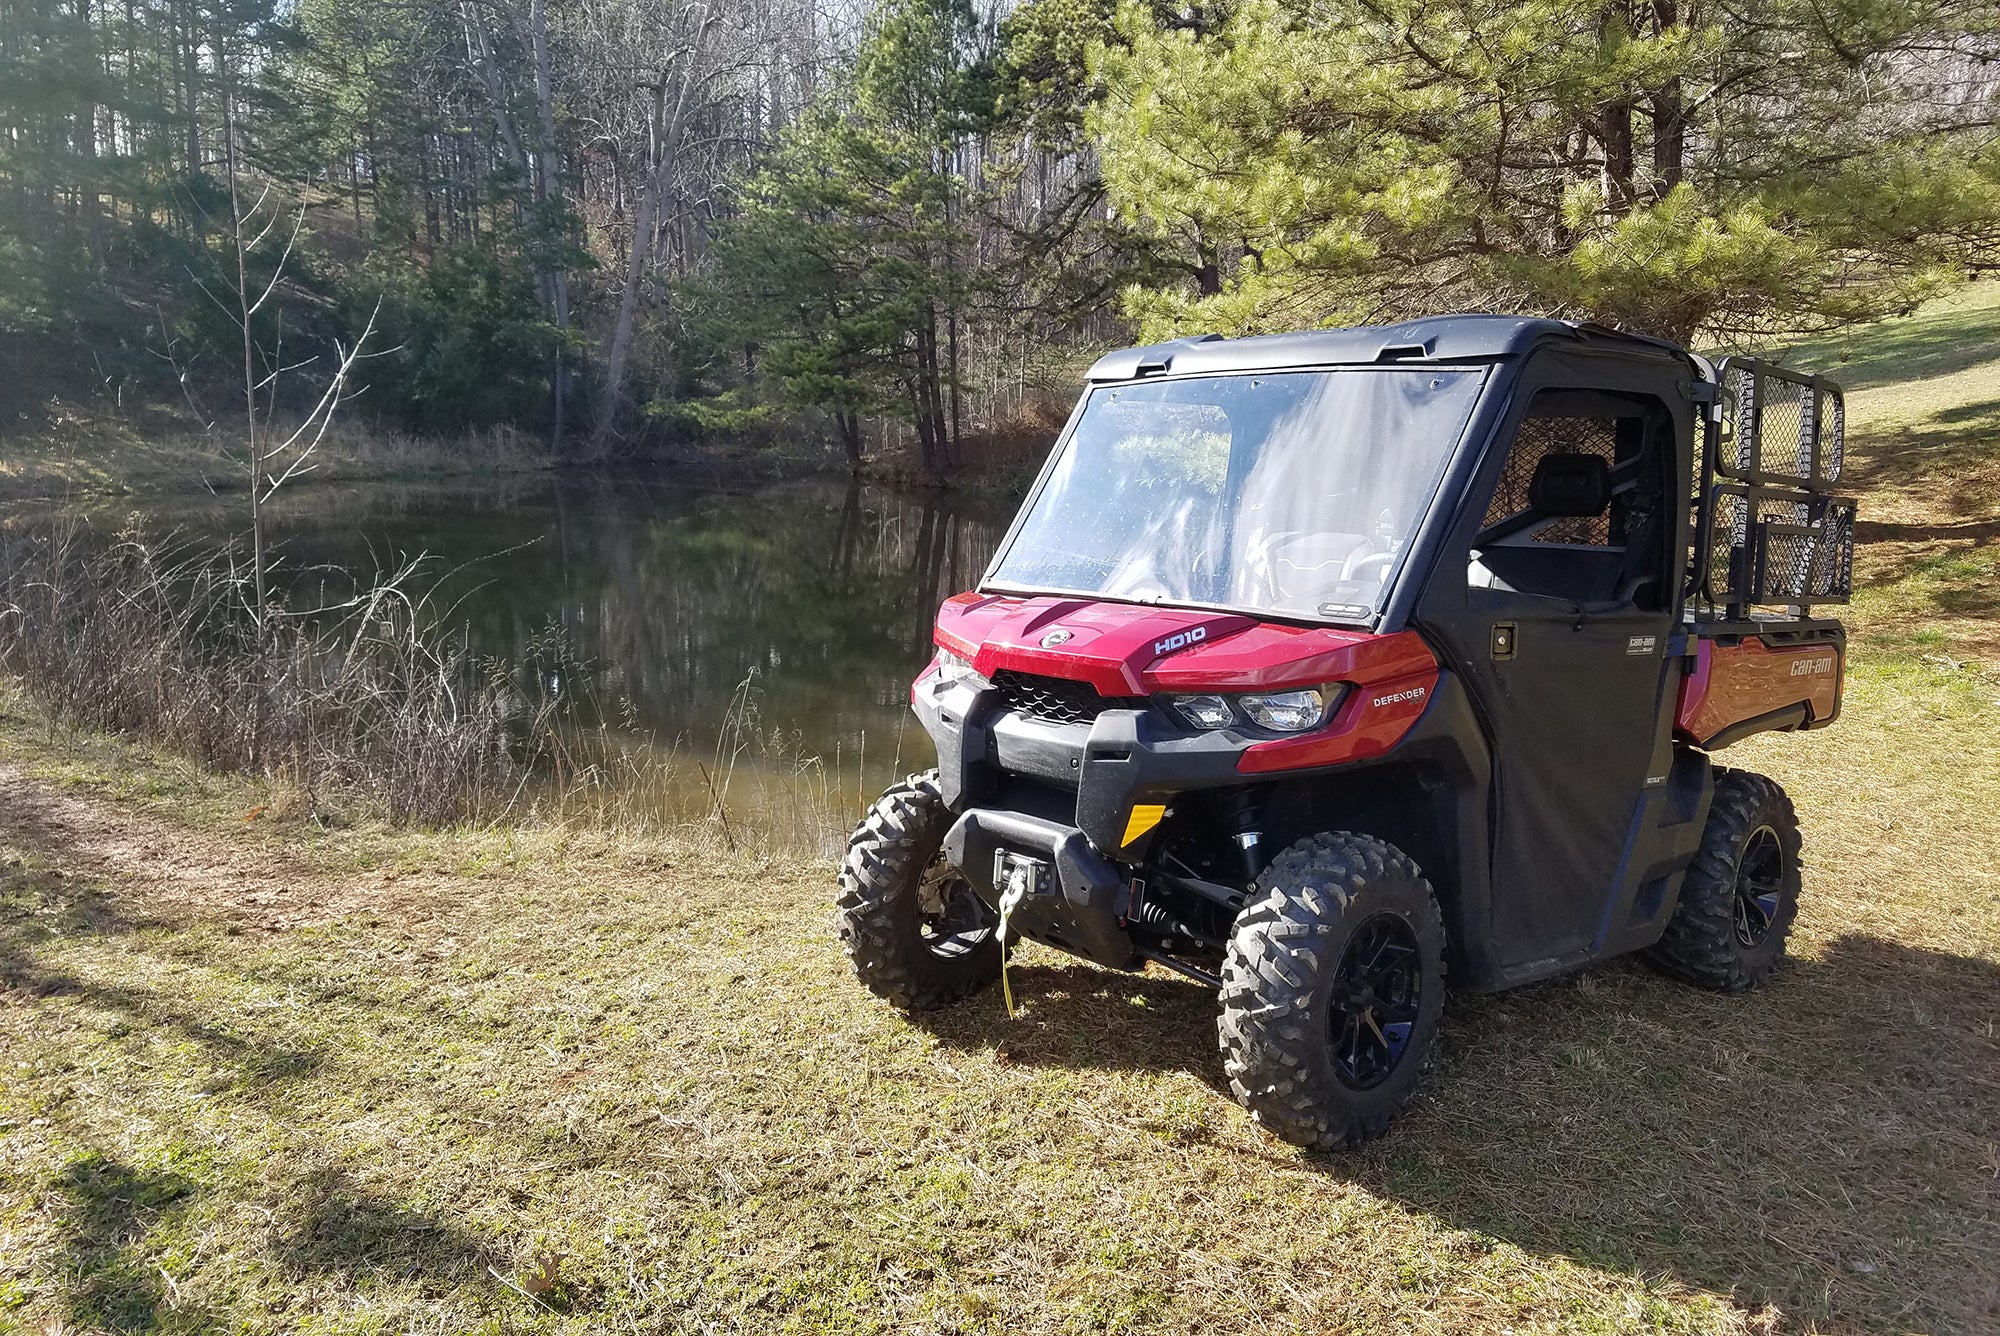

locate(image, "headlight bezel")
[[1166, 684, 1343, 735]]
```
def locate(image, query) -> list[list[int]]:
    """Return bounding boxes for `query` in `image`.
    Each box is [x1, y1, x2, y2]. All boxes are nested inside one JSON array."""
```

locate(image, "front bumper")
[[941, 806, 1135, 969], [914, 671, 1255, 860]]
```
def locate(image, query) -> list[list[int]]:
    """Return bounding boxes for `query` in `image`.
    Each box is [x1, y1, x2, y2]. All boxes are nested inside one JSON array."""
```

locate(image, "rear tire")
[[1218, 832, 1448, 1151], [837, 771, 1001, 1011], [1646, 767, 1801, 992]]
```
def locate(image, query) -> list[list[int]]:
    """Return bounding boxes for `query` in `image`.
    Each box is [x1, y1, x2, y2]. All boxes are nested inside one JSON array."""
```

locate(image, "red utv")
[[837, 316, 1854, 1149]]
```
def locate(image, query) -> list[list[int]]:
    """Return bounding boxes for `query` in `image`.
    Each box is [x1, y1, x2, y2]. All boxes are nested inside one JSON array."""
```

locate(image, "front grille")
[[990, 669, 1146, 726]]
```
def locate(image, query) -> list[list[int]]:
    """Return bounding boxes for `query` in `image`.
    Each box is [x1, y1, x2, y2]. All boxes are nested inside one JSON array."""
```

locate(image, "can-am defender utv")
[[837, 315, 1854, 1149]]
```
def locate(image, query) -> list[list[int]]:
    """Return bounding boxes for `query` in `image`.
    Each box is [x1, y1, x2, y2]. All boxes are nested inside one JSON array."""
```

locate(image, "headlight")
[[1169, 694, 1235, 730], [1239, 687, 1331, 732], [1168, 687, 1340, 733], [932, 646, 987, 687]]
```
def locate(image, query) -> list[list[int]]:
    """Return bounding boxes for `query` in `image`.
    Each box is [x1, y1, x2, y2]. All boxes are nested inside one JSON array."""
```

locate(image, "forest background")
[[6, 0, 2000, 483]]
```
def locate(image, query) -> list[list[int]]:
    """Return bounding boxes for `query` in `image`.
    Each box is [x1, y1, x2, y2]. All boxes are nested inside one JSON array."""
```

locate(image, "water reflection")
[[83, 475, 1017, 795]]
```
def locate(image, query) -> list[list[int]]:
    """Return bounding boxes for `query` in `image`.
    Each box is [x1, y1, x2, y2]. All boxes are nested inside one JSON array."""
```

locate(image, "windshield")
[[986, 368, 1489, 621]]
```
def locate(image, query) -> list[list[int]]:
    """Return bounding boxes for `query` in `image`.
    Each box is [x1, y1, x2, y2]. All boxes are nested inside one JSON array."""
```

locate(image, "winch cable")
[[995, 866, 1033, 1018]]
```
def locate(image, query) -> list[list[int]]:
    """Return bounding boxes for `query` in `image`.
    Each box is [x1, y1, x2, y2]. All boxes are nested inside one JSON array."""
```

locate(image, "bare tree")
[[219, 93, 380, 626], [592, 2, 722, 446], [462, 0, 578, 448]]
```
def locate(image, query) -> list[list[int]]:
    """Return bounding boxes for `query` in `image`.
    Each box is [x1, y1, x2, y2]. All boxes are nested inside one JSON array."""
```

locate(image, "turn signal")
[[1169, 694, 1235, 729]]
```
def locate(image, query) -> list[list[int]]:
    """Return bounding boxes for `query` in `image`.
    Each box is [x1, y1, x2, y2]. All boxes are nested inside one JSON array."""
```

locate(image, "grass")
[[2, 291, 1999, 1333], [0, 403, 554, 504], [1, 662, 1995, 1335], [1768, 283, 2000, 664]]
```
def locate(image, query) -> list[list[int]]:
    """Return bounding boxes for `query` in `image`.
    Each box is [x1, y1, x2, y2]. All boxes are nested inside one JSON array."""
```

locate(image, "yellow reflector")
[[1121, 803, 1167, 846]]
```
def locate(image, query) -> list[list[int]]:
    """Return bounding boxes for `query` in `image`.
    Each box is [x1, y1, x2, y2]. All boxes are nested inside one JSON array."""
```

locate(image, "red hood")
[[934, 592, 1432, 696]]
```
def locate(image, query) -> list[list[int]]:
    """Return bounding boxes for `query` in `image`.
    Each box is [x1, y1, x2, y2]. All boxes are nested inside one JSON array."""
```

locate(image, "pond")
[[37, 473, 1023, 831]]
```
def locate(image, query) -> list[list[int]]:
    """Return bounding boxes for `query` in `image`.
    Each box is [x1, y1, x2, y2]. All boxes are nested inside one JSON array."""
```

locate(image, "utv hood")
[[933, 593, 1429, 697]]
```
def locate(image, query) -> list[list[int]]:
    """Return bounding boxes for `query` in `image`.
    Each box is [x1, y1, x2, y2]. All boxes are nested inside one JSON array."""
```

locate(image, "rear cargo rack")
[[1693, 357, 1855, 619]]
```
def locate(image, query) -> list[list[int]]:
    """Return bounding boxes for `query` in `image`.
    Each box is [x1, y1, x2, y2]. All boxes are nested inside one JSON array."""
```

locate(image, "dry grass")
[[0, 527, 516, 826], [0, 525, 867, 850], [0, 660, 1994, 1335], [0, 404, 552, 505]]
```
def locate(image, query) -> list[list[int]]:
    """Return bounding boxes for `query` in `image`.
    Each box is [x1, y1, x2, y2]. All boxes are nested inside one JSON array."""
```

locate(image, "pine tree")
[[1091, 0, 2000, 341], [705, 0, 987, 480]]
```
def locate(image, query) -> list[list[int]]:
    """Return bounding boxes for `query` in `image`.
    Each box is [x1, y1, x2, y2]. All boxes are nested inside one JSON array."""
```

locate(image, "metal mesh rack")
[[1697, 357, 1853, 614], [1717, 359, 1845, 489]]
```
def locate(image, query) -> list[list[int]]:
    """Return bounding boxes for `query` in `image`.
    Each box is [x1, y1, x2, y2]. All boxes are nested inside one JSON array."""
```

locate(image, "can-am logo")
[[1152, 626, 1207, 657], [1039, 628, 1073, 648], [1789, 655, 1835, 677], [1373, 686, 1428, 708]]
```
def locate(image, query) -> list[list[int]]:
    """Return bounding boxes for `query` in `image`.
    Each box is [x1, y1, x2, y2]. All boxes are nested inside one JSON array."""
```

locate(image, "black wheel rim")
[[918, 856, 996, 959], [1734, 825, 1787, 947], [1329, 912, 1423, 1091]]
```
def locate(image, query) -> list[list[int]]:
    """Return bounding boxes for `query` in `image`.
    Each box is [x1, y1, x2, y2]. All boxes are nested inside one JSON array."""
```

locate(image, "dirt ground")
[[0, 761, 459, 932]]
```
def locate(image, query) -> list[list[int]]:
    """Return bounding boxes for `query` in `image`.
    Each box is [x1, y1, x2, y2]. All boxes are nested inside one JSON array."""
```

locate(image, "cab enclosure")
[[907, 316, 1852, 991]]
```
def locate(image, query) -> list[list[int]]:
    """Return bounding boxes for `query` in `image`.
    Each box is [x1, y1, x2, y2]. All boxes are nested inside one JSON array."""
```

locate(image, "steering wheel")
[[1340, 546, 1395, 582]]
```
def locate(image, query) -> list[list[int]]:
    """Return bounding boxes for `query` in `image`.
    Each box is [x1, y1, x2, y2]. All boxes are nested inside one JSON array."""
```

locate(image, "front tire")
[[836, 771, 1002, 1011], [1646, 768, 1802, 992], [1218, 832, 1448, 1150]]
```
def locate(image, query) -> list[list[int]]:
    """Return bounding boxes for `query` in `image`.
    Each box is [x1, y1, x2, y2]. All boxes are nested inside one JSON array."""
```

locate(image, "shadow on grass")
[[1855, 517, 2000, 545], [1364, 935, 2000, 1332], [3, 852, 505, 1327], [269, 1166, 499, 1291], [0, 861, 325, 1096], [1767, 292, 2000, 390], [49, 1152, 211, 1333], [910, 958, 1226, 1084], [1844, 396, 2000, 508], [924, 934, 2000, 1332], [42, 1154, 501, 1333]]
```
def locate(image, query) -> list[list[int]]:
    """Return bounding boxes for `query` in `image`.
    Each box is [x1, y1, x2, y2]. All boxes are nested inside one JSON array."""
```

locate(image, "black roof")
[[1084, 314, 1692, 382]]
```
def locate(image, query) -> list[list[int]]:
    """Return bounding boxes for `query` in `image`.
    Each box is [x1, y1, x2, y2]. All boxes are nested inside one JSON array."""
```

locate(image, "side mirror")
[[1527, 453, 1610, 518]]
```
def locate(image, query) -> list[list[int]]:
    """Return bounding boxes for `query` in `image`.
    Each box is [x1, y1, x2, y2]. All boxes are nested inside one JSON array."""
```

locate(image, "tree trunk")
[[1194, 239, 1221, 296], [528, 0, 571, 450], [838, 409, 862, 473], [463, 0, 575, 450], [228, 106, 263, 630], [944, 166, 962, 465], [1598, 100, 1636, 210], [596, 145, 660, 448], [913, 307, 949, 483], [1596, 7, 1637, 211], [946, 286, 961, 465], [1649, 0, 1685, 197]]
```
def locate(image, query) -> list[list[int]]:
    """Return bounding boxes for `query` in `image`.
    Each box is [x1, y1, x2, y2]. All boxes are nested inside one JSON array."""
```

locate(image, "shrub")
[[0, 524, 515, 825]]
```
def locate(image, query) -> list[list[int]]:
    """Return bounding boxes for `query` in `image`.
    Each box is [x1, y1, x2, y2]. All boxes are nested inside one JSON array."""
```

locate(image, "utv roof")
[[1084, 314, 1694, 382]]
